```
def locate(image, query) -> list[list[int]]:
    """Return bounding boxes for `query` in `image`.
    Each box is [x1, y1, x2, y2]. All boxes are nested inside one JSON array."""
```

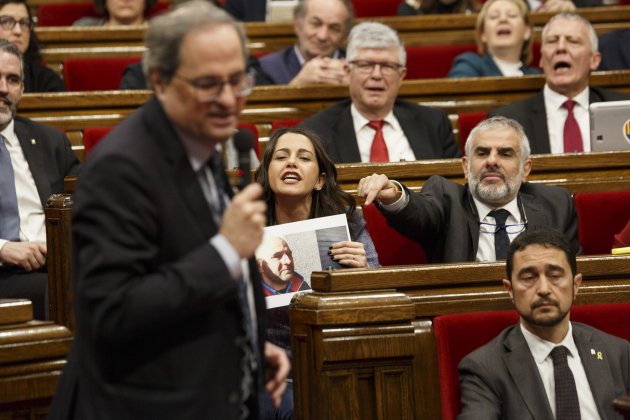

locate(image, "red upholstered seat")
[[349, 0, 399, 17], [63, 57, 142, 91], [270, 119, 304, 134], [575, 190, 630, 255], [83, 127, 112, 157], [37, 2, 170, 26], [457, 111, 487, 154], [362, 203, 427, 266], [405, 44, 477, 79], [434, 302, 630, 420]]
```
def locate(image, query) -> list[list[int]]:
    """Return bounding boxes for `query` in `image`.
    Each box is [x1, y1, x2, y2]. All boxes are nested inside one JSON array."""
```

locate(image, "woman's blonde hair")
[[475, 0, 533, 65]]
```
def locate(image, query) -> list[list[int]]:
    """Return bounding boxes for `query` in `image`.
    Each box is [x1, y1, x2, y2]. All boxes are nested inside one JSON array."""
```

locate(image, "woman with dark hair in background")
[[448, 0, 540, 78], [0, 0, 64, 92], [73, 0, 157, 26], [254, 127, 379, 419]]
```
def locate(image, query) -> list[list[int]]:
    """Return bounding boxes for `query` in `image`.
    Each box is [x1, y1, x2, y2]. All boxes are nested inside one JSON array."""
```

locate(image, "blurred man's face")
[[153, 24, 247, 147], [258, 237, 295, 290], [540, 17, 601, 98], [0, 51, 23, 131], [294, 0, 349, 61]]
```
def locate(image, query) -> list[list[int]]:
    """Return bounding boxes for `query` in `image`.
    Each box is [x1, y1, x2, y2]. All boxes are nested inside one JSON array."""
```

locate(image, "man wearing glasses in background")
[[357, 116, 579, 263], [300, 21, 460, 164], [48, 2, 289, 419]]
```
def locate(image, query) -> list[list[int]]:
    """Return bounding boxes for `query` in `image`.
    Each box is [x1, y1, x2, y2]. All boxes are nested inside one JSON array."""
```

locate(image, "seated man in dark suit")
[[300, 21, 460, 164], [458, 228, 630, 419], [357, 116, 578, 263], [259, 0, 353, 85], [0, 40, 79, 320], [490, 12, 630, 154]]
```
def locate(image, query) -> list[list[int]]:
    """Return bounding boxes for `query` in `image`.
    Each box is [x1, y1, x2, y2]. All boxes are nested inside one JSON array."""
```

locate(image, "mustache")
[[0, 95, 14, 108], [531, 297, 559, 309]]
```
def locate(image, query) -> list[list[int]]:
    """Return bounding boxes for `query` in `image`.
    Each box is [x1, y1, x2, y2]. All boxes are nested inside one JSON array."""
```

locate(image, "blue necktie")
[[0, 136, 20, 241], [488, 209, 510, 260]]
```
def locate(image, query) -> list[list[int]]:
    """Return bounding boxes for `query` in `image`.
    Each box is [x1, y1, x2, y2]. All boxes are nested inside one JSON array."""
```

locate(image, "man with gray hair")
[[357, 116, 579, 263], [0, 40, 79, 320], [301, 21, 460, 163], [48, 2, 289, 419], [490, 12, 630, 154], [259, 0, 353, 85]]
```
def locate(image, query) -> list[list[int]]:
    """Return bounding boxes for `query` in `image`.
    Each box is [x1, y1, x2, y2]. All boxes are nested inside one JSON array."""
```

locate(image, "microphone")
[[233, 129, 255, 191]]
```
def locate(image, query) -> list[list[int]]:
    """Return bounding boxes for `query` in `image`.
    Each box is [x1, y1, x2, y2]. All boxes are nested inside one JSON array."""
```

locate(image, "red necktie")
[[563, 100, 583, 153], [368, 120, 389, 162]]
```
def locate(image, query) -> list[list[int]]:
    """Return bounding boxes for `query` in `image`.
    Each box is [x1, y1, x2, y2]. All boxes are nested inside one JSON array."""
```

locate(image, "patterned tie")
[[550, 346, 581, 420], [368, 120, 389, 162], [0, 136, 20, 241], [563, 100, 583, 153], [207, 151, 257, 419], [488, 209, 510, 260]]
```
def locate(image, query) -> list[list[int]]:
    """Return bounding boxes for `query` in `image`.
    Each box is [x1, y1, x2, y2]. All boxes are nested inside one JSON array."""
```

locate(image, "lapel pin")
[[591, 349, 595, 355], [30, 138, 36, 145], [597, 351, 603, 360]]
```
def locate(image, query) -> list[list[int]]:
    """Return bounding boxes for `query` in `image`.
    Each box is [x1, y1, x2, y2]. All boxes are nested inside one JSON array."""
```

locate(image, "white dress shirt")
[[521, 323, 601, 419], [544, 85, 591, 153], [493, 56, 524, 77], [351, 104, 416, 162], [473, 196, 523, 262], [0, 120, 46, 253]]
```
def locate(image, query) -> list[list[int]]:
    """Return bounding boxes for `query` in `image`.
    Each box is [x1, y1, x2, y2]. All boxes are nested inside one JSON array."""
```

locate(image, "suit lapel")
[[528, 93, 552, 154], [503, 326, 555, 419], [15, 120, 49, 207], [394, 102, 431, 159], [335, 105, 362, 163], [463, 186, 481, 259], [143, 97, 218, 239], [573, 324, 617, 419], [519, 188, 546, 230]]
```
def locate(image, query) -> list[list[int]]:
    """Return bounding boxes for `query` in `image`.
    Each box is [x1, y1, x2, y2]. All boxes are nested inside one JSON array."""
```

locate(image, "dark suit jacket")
[[299, 99, 461, 163], [13, 116, 79, 206], [224, 0, 266, 21], [48, 97, 267, 420], [259, 46, 346, 85], [381, 175, 579, 263], [489, 86, 630, 154], [23, 61, 65, 93], [448, 52, 541, 78], [458, 322, 630, 420], [599, 29, 630, 71]]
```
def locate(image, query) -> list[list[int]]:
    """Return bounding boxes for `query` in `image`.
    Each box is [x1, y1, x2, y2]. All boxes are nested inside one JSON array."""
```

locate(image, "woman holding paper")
[[254, 127, 378, 420]]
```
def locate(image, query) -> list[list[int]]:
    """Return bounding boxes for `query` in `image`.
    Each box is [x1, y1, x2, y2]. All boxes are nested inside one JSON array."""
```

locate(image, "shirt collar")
[[544, 84, 590, 112], [176, 126, 220, 172], [521, 322, 578, 364], [350, 103, 399, 131], [1, 119, 16, 146], [472, 195, 521, 223]]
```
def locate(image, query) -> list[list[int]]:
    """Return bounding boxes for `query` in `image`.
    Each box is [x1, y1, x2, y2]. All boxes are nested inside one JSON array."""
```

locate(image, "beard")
[[0, 95, 17, 129], [468, 165, 524, 205], [521, 296, 570, 328]]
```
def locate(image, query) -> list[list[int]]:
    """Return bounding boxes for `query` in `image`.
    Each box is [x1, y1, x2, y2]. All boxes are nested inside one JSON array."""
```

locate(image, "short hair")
[[0, 39, 24, 79], [143, 0, 247, 84], [294, 0, 354, 34], [542, 12, 598, 54], [465, 116, 531, 162], [346, 22, 406, 66], [92, 0, 157, 17], [506, 228, 577, 278], [475, 0, 533, 65]]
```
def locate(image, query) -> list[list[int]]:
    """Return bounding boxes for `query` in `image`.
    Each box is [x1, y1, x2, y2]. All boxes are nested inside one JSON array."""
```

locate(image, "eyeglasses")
[[0, 16, 32, 31], [479, 221, 528, 235], [349, 60, 403, 75], [173, 71, 255, 102]]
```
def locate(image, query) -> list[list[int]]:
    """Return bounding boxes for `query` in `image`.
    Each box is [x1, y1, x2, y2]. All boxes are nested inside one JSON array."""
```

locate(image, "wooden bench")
[[0, 299, 72, 418], [289, 254, 630, 419], [17, 71, 630, 161], [34, 7, 630, 72]]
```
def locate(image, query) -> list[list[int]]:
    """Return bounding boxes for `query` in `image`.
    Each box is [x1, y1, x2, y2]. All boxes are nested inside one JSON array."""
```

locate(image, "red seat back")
[[434, 302, 630, 420], [37, 2, 170, 26], [457, 111, 487, 154], [575, 190, 630, 255], [405, 44, 477, 79], [349, 0, 399, 17], [362, 203, 427, 266], [63, 57, 142, 91], [83, 127, 112, 157], [270, 118, 304, 134]]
